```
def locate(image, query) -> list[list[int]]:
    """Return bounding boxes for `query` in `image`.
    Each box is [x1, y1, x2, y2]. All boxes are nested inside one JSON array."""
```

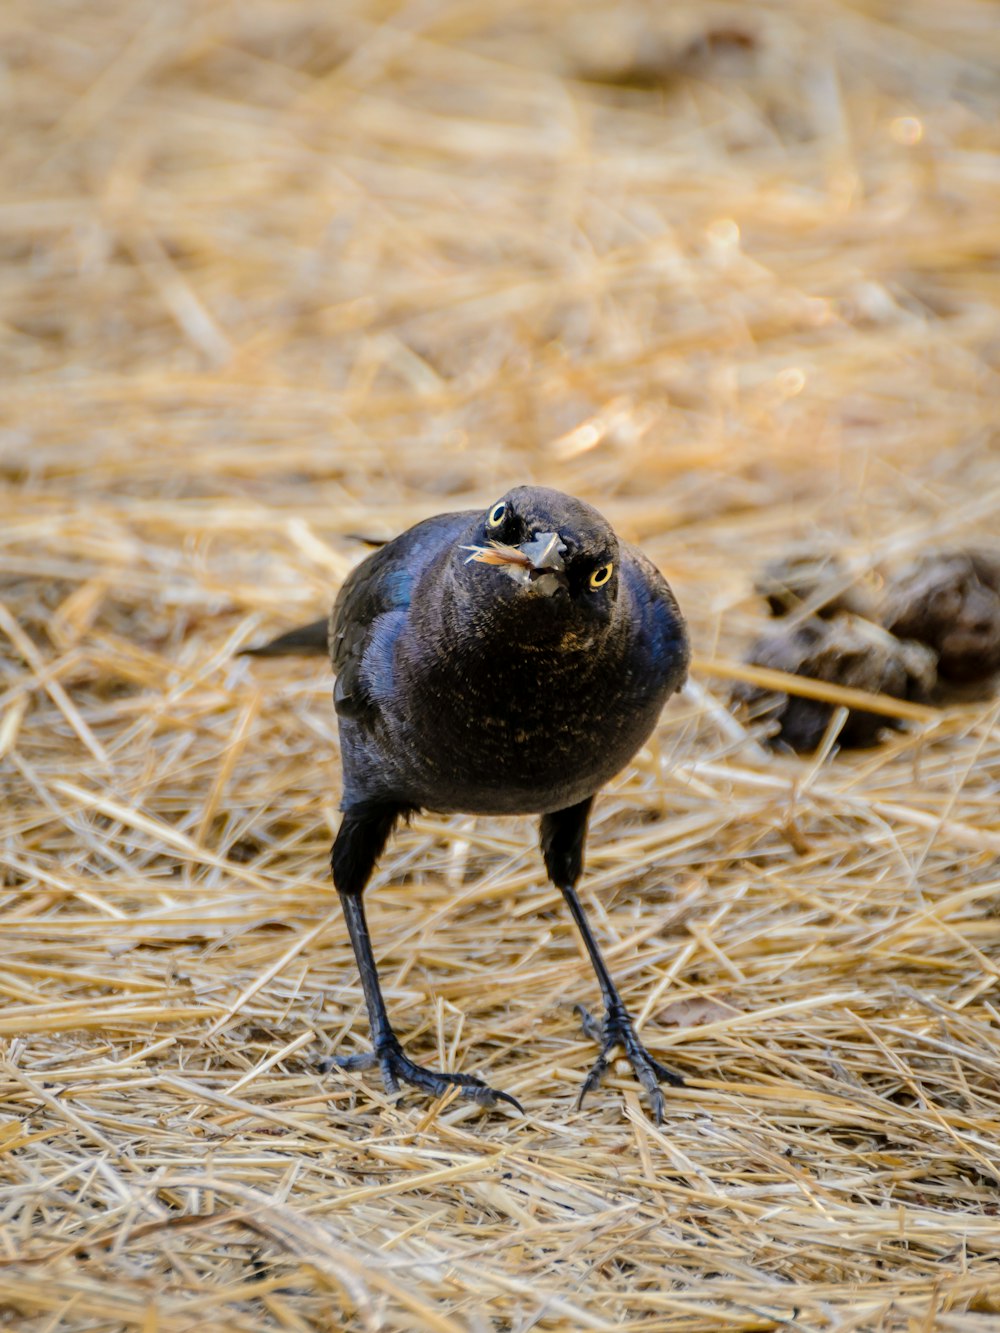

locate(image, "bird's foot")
[[322, 1039, 522, 1113], [576, 1002, 683, 1124]]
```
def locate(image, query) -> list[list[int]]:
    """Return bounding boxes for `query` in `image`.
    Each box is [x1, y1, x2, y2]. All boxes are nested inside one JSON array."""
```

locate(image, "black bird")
[[244, 486, 690, 1121]]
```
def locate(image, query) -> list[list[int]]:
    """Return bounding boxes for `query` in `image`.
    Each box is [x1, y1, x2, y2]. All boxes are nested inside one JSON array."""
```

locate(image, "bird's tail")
[[240, 617, 329, 657]]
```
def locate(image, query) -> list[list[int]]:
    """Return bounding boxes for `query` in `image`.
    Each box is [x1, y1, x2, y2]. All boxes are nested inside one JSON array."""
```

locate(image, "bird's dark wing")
[[620, 546, 690, 698], [240, 618, 329, 657], [331, 509, 473, 721]]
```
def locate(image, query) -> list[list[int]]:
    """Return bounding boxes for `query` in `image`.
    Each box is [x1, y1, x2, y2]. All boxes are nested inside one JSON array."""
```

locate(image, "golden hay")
[[2, 1, 1000, 1328]]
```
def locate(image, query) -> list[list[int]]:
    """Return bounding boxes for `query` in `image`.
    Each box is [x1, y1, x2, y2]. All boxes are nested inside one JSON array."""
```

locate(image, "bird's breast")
[[382, 634, 669, 815]]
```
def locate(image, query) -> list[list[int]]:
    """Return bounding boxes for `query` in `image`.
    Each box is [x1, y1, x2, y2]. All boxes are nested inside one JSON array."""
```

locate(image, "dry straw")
[[2, 0, 1000, 1328]]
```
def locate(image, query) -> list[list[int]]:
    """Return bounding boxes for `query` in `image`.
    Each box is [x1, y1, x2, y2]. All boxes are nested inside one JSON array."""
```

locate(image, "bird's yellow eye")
[[589, 562, 613, 589], [487, 501, 507, 528]]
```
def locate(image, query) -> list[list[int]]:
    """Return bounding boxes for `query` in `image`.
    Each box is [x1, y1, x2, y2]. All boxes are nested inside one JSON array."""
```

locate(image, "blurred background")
[[4, 0, 998, 588], [3, 3, 1000, 1329]]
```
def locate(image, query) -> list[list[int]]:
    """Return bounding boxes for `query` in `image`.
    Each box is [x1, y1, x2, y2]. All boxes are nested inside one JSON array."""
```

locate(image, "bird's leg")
[[541, 799, 683, 1124], [323, 800, 521, 1112], [560, 882, 684, 1123]]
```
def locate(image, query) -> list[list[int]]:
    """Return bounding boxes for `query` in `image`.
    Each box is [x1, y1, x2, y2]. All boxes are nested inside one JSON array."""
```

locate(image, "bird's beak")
[[462, 531, 568, 595]]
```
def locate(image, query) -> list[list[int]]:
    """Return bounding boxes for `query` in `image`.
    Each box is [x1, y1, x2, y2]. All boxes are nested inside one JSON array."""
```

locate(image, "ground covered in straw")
[[3, 2, 1000, 1329]]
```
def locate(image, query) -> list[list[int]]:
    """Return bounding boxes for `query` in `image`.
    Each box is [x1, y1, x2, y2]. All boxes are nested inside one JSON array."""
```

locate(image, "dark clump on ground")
[[755, 551, 878, 620], [880, 550, 1000, 684], [737, 546, 1000, 752], [733, 617, 937, 752]]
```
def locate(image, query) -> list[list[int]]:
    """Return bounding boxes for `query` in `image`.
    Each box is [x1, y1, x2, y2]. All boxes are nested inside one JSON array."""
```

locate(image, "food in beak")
[[462, 531, 567, 594]]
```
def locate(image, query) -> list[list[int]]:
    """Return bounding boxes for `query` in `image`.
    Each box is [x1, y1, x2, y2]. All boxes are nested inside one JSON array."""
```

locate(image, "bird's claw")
[[322, 1043, 522, 1113], [574, 1003, 683, 1124]]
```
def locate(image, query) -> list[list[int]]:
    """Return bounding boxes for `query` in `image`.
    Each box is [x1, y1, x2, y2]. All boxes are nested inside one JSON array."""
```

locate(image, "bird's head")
[[453, 486, 621, 644]]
